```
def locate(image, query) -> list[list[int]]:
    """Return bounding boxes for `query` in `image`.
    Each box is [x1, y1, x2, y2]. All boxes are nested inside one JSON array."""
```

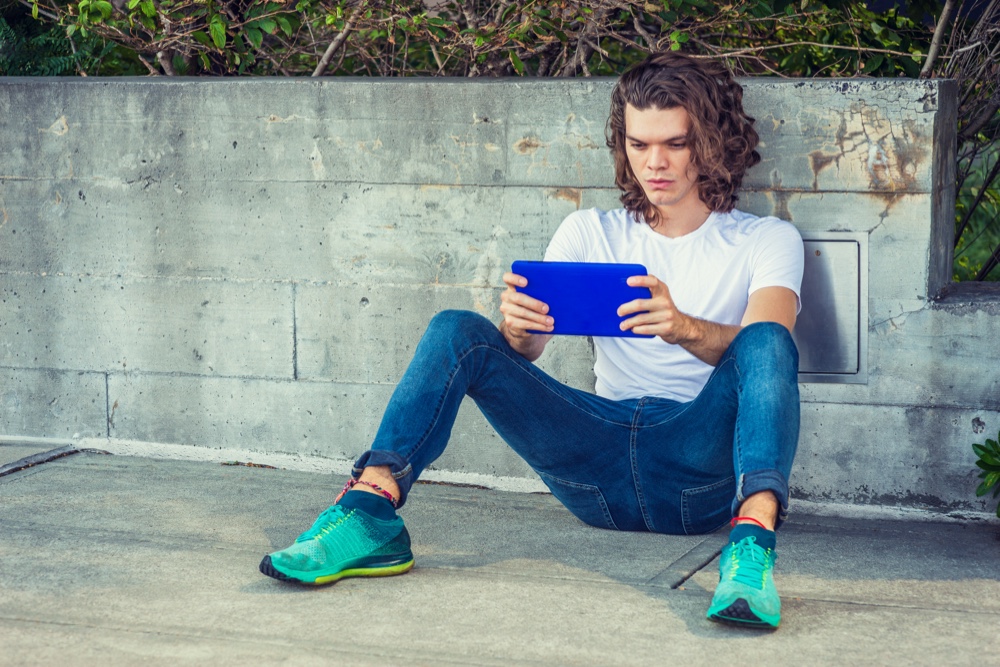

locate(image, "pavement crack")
[[0, 446, 83, 478]]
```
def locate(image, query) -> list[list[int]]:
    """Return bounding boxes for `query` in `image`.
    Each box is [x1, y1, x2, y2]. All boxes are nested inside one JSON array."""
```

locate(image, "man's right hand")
[[498, 271, 554, 362]]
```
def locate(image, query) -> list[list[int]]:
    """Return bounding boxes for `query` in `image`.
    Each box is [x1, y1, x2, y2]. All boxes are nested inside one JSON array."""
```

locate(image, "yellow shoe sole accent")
[[310, 559, 415, 585]]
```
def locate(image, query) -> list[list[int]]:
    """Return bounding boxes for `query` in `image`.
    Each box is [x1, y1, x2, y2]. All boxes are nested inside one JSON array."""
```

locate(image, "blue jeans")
[[353, 310, 799, 535]]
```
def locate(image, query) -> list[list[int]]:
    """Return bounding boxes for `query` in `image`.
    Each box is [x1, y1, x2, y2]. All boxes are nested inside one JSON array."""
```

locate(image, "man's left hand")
[[617, 274, 694, 344]]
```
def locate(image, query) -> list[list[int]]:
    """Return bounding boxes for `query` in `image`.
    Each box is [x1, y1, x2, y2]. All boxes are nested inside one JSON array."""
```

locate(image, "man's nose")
[[648, 145, 670, 170]]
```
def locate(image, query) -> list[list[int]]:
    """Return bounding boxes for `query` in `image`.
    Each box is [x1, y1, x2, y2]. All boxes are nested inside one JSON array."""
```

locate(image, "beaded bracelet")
[[335, 478, 399, 508]]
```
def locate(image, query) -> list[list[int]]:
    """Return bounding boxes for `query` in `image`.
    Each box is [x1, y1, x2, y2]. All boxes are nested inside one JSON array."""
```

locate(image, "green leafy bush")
[[973, 431, 1000, 518], [0, 5, 143, 75]]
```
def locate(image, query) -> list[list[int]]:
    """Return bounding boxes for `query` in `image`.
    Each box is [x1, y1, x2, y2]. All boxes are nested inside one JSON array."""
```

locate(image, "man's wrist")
[[676, 312, 703, 346]]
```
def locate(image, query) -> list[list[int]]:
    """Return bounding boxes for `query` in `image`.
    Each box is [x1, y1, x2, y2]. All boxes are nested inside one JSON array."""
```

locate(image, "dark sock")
[[337, 489, 397, 521], [729, 523, 776, 551]]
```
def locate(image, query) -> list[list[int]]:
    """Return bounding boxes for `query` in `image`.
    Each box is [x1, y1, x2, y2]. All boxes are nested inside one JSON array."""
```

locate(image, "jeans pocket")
[[537, 472, 618, 530], [681, 476, 735, 535]]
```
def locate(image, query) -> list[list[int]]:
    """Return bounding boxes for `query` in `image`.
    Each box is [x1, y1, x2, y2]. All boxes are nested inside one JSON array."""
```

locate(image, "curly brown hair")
[[606, 52, 761, 226]]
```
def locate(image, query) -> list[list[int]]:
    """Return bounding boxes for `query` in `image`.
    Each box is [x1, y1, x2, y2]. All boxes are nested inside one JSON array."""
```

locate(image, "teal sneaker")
[[259, 504, 414, 585], [706, 535, 781, 628]]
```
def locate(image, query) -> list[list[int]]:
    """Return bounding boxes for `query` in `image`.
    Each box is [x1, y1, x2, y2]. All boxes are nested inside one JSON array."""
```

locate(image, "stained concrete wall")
[[1, 77, 997, 515]]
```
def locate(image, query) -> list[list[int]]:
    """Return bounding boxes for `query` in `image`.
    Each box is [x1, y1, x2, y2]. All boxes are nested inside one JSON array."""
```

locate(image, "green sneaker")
[[706, 535, 780, 628], [259, 504, 414, 585]]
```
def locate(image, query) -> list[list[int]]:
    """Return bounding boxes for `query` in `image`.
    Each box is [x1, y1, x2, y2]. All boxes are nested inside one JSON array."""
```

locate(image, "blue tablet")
[[511, 261, 654, 338]]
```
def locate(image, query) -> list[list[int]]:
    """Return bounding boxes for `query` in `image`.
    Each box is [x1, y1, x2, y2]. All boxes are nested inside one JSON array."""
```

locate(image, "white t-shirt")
[[543, 207, 804, 402]]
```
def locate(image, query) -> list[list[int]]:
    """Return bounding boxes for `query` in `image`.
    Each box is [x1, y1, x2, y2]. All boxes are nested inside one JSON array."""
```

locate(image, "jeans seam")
[[400, 340, 633, 466], [681, 475, 735, 535], [537, 471, 619, 530], [732, 355, 746, 504], [640, 356, 738, 429], [631, 398, 656, 532]]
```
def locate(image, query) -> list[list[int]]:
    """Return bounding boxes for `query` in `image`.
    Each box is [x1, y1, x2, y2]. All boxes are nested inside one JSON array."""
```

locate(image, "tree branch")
[[312, 6, 360, 77], [920, 0, 956, 78], [974, 236, 1000, 281], [960, 99, 1000, 143], [136, 53, 161, 75], [954, 153, 1000, 244], [156, 50, 178, 75]]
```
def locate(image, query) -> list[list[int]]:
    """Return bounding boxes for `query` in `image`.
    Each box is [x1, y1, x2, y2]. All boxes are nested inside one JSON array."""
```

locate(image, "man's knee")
[[730, 321, 798, 374], [425, 309, 496, 342]]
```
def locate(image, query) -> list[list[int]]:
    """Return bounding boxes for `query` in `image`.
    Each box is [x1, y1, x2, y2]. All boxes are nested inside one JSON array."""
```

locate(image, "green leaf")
[[509, 50, 524, 75], [985, 471, 1000, 490], [898, 55, 920, 78], [31, 1, 38, 19], [210, 17, 227, 49], [191, 30, 212, 47], [140, 1, 155, 18], [245, 27, 263, 50], [862, 54, 883, 74], [93, 1, 113, 20], [258, 18, 277, 34], [128, 0, 139, 9]]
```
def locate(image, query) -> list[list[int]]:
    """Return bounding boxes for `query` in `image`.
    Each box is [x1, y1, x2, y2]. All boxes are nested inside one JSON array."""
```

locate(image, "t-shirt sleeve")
[[748, 219, 805, 314], [543, 210, 592, 263]]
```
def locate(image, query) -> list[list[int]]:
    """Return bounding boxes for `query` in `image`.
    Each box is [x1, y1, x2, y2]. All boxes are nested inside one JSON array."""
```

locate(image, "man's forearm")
[[677, 317, 741, 367]]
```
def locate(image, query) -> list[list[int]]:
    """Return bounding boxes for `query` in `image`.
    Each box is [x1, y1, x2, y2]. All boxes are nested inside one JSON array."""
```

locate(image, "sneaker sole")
[[259, 554, 415, 585], [707, 599, 779, 629]]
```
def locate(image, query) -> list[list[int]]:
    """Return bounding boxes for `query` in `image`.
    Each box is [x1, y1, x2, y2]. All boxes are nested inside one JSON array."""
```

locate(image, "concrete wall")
[[2, 77, 997, 515]]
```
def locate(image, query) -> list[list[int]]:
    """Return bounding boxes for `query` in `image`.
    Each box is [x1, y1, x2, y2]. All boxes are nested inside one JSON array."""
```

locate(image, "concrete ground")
[[1, 442, 998, 666]]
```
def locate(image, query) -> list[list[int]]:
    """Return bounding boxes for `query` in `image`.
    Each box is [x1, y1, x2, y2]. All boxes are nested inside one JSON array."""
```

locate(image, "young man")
[[260, 51, 804, 629]]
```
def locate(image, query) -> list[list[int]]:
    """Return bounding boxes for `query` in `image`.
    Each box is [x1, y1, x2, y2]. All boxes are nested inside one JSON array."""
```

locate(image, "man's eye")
[[670, 143, 687, 149], [630, 143, 645, 150]]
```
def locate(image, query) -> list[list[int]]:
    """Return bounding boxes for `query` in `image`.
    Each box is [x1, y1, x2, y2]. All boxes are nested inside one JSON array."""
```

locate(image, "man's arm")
[[498, 271, 554, 362], [618, 276, 798, 366]]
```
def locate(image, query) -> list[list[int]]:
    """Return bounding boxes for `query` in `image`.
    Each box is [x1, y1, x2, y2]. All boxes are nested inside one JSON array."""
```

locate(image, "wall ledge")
[[932, 282, 1000, 311]]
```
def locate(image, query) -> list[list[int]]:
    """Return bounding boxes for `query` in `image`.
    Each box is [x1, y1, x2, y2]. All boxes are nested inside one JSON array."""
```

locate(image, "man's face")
[[624, 104, 703, 219]]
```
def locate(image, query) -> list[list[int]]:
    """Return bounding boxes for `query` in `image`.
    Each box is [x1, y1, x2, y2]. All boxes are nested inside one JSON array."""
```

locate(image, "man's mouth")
[[646, 178, 674, 190]]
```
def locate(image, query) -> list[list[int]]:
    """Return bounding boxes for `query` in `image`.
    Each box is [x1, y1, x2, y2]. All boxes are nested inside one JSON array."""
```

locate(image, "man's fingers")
[[502, 271, 528, 289], [501, 287, 549, 315], [617, 297, 651, 317], [628, 274, 671, 298]]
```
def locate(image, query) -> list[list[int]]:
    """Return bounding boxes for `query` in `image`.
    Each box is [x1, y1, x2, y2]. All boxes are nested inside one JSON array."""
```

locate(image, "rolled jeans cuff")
[[732, 468, 789, 530], [352, 450, 415, 508]]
